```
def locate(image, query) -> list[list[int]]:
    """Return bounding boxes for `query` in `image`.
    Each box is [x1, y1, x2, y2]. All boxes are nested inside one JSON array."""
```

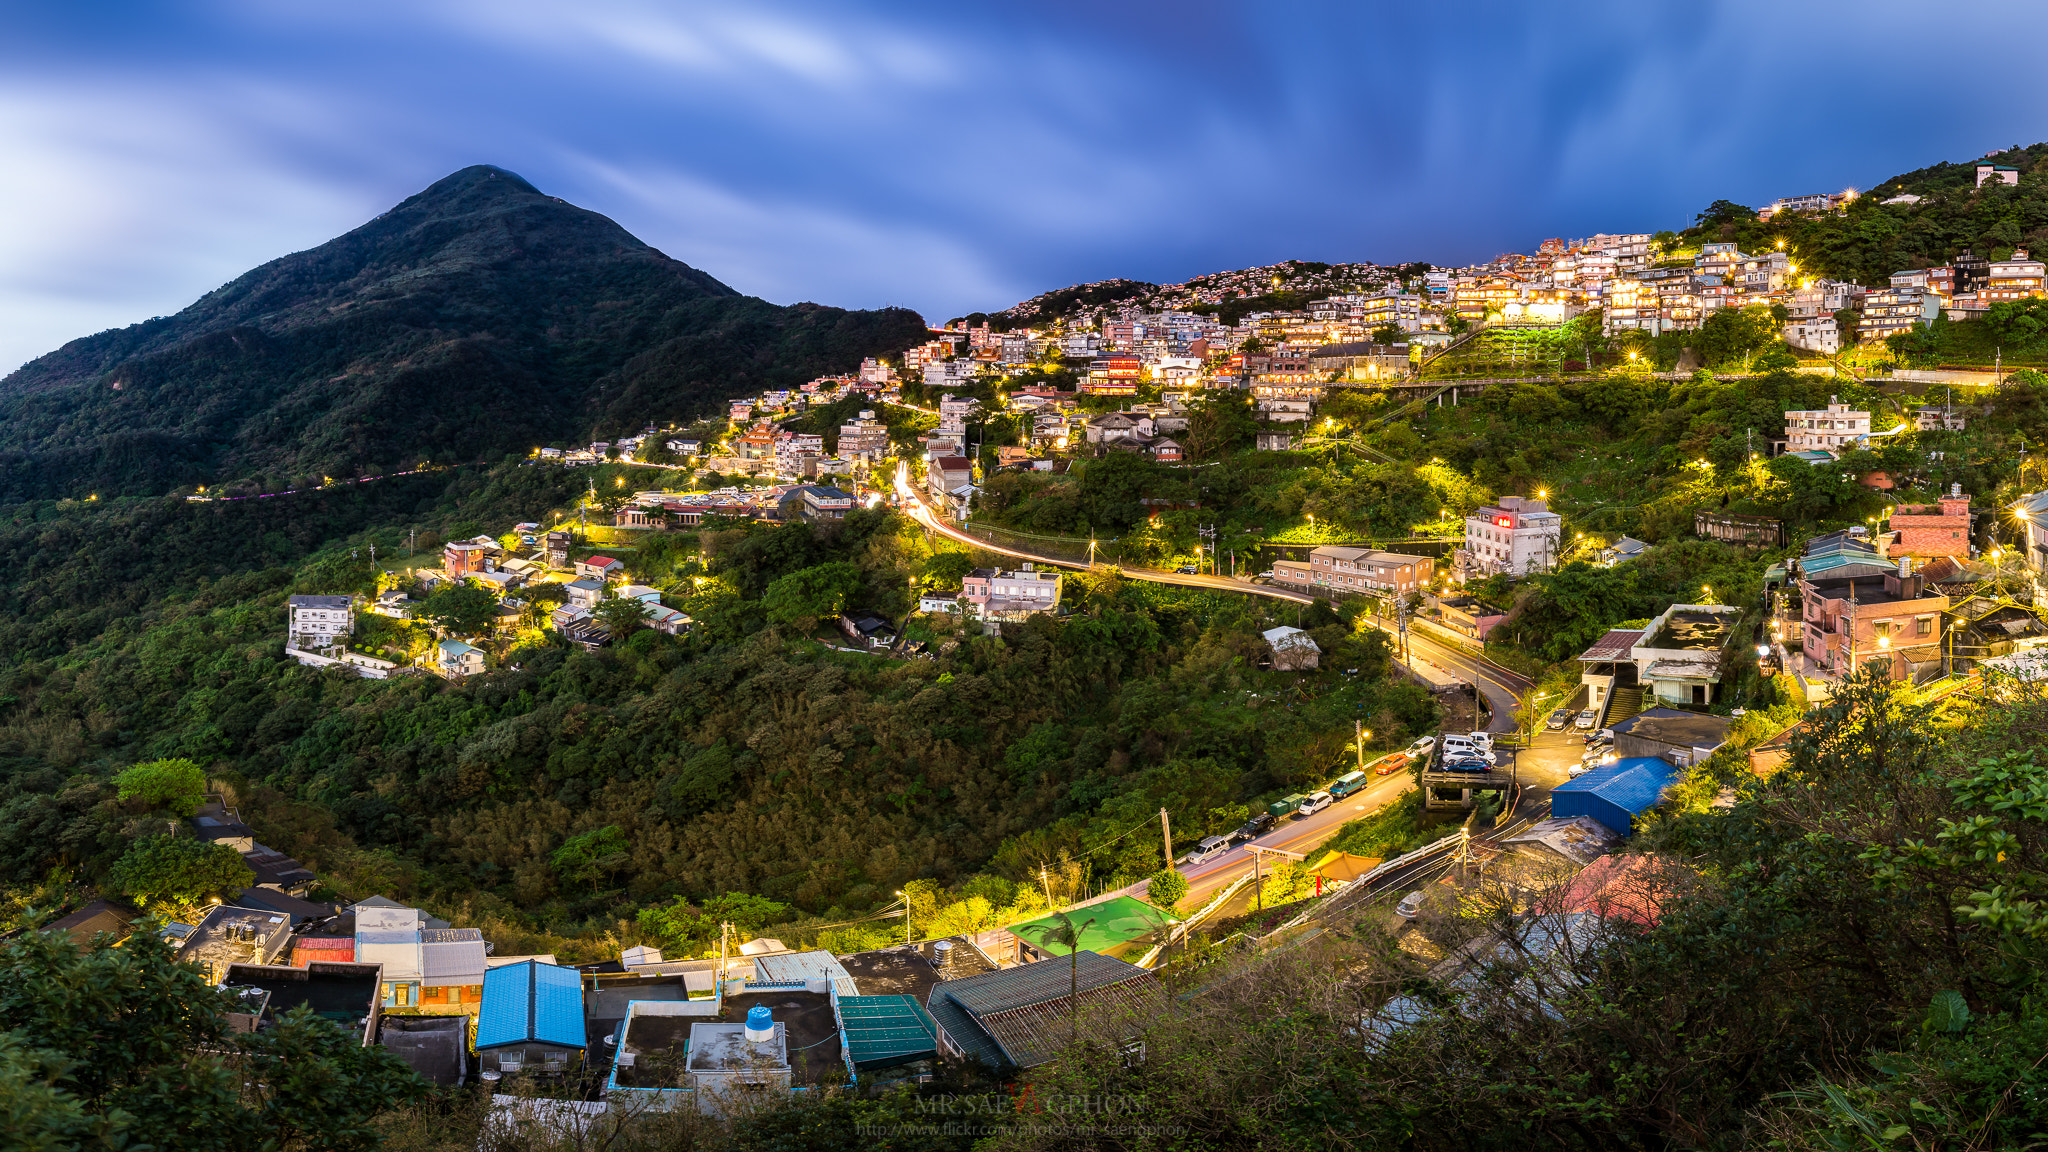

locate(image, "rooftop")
[[837, 995, 941, 1072], [1641, 607, 1737, 652], [1553, 756, 1686, 814], [1004, 896, 1176, 959], [837, 938, 998, 1000], [1611, 707, 1733, 752], [687, 1021, 789, 1074], [719, 990, 840, 1083], [477, 960, 586, 1050], [1578, 628, 1644, 663]]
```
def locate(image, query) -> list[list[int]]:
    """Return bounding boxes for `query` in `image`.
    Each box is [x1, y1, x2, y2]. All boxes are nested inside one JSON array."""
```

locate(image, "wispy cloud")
[[5, 0, 2048, 373]]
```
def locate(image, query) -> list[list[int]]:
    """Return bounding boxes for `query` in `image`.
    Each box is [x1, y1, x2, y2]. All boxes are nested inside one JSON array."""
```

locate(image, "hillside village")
[[14, 149, 2048, 1146]]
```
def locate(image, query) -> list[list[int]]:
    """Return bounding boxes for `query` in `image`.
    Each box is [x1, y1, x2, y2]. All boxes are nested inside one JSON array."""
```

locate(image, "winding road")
[[888, 463, 1537, 910]]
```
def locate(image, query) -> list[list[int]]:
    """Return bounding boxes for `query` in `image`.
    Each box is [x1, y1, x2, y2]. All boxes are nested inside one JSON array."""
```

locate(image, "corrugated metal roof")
[[1577, 629, 1644, 662], [476, 961, 586, 1050], [924, 990, 1006, 1069], [422, 939, 488, 984], [837, 996, 939, 1071], [974, 978, 1159, 1068], [1552, 757, 1683, 815], [939, 951, 1152, 1017], [752, 950, 853, 985]]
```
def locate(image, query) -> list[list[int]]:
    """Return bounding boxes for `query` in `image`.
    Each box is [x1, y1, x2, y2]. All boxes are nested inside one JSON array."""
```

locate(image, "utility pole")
[[1160, 808, 1173, 871], [1354, 719, 1367, 774], [1198, 523, 1217, 575]]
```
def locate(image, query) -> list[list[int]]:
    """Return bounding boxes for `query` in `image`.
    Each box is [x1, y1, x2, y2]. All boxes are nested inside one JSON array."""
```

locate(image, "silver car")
[[1574, 709, 1599, 730]]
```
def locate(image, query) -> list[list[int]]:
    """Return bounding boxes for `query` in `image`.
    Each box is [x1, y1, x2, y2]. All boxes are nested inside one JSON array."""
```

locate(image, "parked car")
[[1396, 890, 1426, 919], [1231, 813, 1275, 843], [1584, 731, 1615, 749], [1182, 835, 1232, 865], [1442, 757, 1493, 772], [1407, 736, 1435, 756], [1546, 708, 1572, 730], [1574, 709, 1599, 730], [1588, 728, 1615, 743], [1297, 791, 1334, 817], [1174, 565, 1198, 574], [1372, 751, 1409, 775], [1464, 731, 1494, 749]]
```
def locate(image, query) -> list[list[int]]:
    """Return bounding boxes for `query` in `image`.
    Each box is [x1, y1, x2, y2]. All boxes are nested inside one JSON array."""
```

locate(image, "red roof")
[[1577, 628, 1644, 662], [291, 937, 355, 965], [583, 555, 619, 566]]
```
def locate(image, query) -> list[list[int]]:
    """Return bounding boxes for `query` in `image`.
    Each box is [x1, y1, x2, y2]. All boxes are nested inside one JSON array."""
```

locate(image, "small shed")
[[476, 960, 586, 1073], [1550, 757, 1686, 837], [1610, 707, 1733, 766], [1262, 625, 1321, 671]]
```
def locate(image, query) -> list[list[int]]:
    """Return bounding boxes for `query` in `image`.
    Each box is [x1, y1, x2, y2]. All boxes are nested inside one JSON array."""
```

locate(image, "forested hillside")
[[0, 471, 1431, 948], [0, 166, 927, 502], [1684, 141, 2048, 287]]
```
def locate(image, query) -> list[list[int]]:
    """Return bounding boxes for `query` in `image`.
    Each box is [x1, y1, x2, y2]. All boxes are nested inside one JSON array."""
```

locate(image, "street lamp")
[[896, 889, 910, 945]]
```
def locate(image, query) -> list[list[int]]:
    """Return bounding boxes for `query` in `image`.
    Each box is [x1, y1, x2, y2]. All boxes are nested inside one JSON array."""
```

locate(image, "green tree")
[[1833, 306, 1862, 348], [113, 758, 207, 816], [762, 561, 864, 633], [1146, 868, 1188, 910], [108, 836, 254, 910], [920, 551, 977, 592], [550, 825, 631, 888], [1182, 392, 1261, 462], [592, 592, 648, 639], [418, 580, 500, 636], [1370, 323, 1404, 346], [0, 928, 425, 1150]]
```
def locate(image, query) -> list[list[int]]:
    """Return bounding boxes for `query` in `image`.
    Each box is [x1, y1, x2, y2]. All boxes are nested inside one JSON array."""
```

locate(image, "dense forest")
[[0, 165, 926, 503], [0, 465, 1432, 952]]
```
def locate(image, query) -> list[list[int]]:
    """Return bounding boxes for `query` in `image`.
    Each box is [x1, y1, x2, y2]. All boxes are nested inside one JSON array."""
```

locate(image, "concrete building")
[[1798, 560, 1948, 682], [1275, 546, 1434, 597], [1860, 286, 1941, 343], [960, 565, 1062, 618], [1784, 399, 1870, 455], [1461, 496, 1562, 577], [287, 594, 353, 654]]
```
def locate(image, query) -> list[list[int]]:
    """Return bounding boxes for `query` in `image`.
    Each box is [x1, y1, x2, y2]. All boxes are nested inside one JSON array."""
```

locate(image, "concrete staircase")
[[1602, 686, 1645, 728]]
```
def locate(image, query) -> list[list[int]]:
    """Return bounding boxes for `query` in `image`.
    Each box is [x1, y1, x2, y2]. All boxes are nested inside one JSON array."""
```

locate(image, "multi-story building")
[[1783, 315, 1843, 355], [1354, 291, 1425, 334], [1738, 251, 1793, 294], [443, 541, 491, 580], [1787, 279, 1866, 319], [1461, 496, 1562, 577], [1798, 561, 1947, 682], [961, 565, 1062, 618], [1785, 399, 1870, 454], [1985, 250, 2046, 302], [1273, 547, 1434, 597], [1695, 243, 1744, 281], [288, 594, 353, 653], [1084, 352, 1141, 395], [1976, 163, 2020, 187], [837, 410, 891, 461], [1861, 286, 1940, 343]]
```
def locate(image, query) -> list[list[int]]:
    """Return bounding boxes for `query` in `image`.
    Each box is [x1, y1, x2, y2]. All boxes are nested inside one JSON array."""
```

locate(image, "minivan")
[[1297, 791, 1334, 817], [1329, 770, 1369, 799], [1182, 835, 1231, 865]]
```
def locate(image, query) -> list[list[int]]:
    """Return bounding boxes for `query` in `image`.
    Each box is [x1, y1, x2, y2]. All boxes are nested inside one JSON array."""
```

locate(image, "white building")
[[288, 594, 353, 653], [1783, 315, 1843, 355], [1785, 398, 1871, 454], [1462, 496, 1562, 577]]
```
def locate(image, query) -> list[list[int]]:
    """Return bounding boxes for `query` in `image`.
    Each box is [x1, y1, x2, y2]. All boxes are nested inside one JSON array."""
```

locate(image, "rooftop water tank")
[[744, 1005, 774, 1043]]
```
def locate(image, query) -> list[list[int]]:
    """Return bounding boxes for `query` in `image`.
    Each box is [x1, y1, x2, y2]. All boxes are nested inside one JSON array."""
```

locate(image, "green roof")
[[836, 995, 939, 1072], [1004, 897, 1175, 958]]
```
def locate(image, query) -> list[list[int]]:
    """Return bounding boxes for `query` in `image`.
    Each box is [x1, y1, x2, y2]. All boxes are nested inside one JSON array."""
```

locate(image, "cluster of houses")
[[45, 795, 1178, 1115], [285, 527, 700, 679]]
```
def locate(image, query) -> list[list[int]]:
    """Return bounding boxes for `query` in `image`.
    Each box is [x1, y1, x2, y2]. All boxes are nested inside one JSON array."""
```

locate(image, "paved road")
[[891, 463, 1530, 733], [889, 465, 1538, 902]]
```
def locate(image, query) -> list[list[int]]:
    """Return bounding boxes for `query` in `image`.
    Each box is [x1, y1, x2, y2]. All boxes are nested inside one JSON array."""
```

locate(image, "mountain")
[[0, 165, 926, 501]]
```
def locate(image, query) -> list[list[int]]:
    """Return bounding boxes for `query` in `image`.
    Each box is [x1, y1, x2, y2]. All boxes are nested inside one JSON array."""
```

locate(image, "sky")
[[3, 0, 2047, 373]]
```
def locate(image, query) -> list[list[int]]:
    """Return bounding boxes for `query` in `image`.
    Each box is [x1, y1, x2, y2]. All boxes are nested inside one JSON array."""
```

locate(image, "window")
[[1917, 617, 1934, 636]]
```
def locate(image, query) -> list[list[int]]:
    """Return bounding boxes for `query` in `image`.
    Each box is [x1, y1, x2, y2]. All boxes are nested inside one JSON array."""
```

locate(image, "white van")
[[1440, 735, 1481, 757], [1182, 835, 1231, 865], [1297, 791, 1334, 817]]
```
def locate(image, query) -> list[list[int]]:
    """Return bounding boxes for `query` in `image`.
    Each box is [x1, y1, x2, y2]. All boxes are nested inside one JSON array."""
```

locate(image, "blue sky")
[[2, 0, 2045, 372]]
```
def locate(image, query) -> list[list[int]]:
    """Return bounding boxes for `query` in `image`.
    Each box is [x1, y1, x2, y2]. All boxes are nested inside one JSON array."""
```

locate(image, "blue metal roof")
[[1553, 757, 1683, 814], [476, 960, 585, 1049]]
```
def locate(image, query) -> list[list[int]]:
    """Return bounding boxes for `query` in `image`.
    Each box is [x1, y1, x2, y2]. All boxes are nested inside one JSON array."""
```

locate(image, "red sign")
[[1495, 517, 1514, 528]]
